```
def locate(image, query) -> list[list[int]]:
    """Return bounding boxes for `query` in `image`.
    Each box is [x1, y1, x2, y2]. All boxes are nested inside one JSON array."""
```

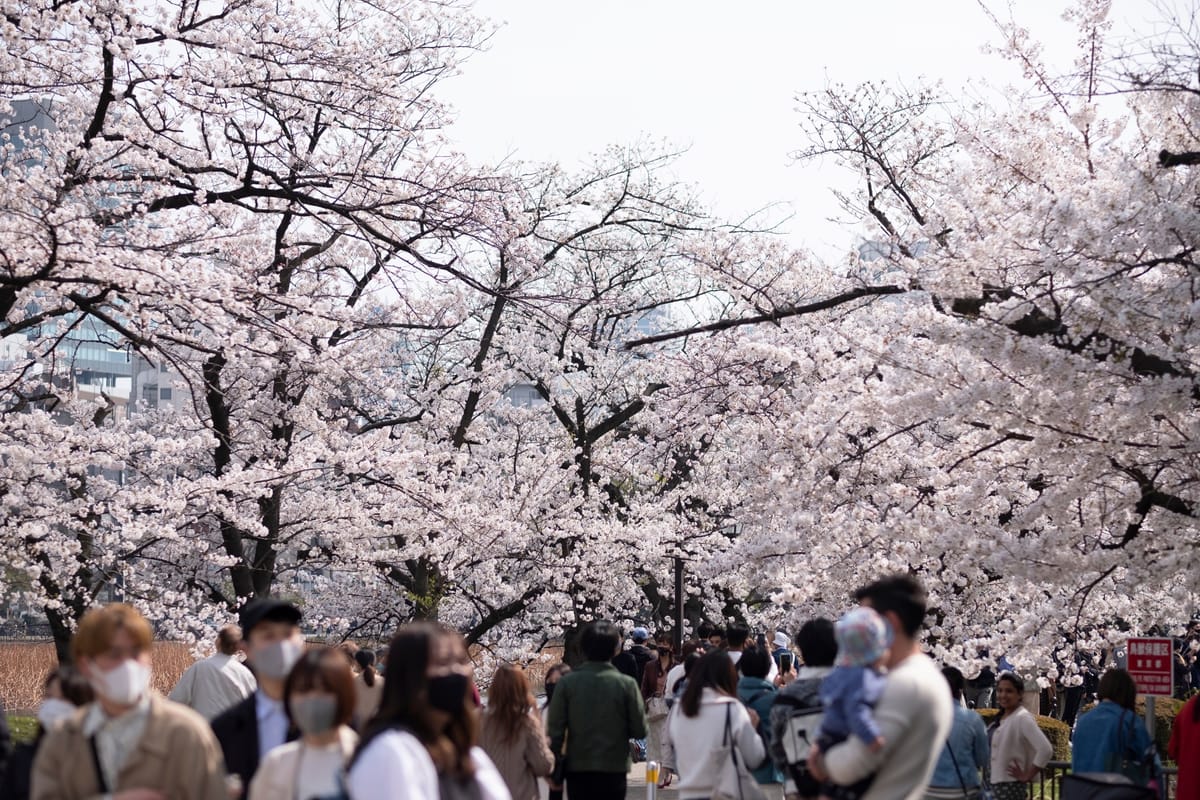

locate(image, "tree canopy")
[[1, 0, 1197, 676]]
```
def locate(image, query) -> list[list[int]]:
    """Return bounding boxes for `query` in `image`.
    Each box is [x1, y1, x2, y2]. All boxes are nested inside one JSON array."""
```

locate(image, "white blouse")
[[346, 729, 511, 800], [248, 726, 358, 800], [988, 707, 1053, 782]]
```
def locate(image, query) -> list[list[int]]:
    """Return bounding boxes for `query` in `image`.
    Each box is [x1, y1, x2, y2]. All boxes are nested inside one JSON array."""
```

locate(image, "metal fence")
[[1033, 761, 1178, 800], [0, 624, 53, 638]]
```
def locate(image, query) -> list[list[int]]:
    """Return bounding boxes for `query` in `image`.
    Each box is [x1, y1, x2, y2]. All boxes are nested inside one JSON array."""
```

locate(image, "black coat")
[[210, 695, 299, 793], [0, 740, 36, 800], [613, 644, 655, 685], [0, 706, 11, 769], [210, 695, 260, 792]]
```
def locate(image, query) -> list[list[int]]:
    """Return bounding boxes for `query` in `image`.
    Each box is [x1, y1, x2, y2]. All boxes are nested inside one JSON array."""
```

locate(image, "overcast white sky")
[[441, 1, 1160, 257]]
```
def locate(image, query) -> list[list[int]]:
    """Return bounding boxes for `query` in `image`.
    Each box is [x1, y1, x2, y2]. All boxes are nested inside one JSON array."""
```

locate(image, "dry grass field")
[[0, 639, 568, 711], [0, 640, 195, 712], [517, 645, 565, 691]]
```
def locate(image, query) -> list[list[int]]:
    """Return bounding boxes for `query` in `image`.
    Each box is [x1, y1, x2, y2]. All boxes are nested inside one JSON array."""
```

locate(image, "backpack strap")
[[88, 736, 109, 793], [946, 733, 973, 799], [723, 701, 733, 746]]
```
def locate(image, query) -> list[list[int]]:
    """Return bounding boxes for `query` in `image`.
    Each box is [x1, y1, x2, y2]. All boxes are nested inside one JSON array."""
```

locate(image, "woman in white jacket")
[[346, 623, 509, 800], [663, 650, 765, 800], [249, 649, 359, 800], [986, 672, 1052, 800]]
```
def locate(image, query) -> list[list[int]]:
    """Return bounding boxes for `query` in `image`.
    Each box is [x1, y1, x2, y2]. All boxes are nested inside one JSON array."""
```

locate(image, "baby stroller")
[[1060, 773, 1157, 800]]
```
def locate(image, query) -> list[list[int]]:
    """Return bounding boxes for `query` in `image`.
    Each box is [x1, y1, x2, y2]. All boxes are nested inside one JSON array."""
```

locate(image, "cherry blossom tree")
[[8, 0, 1200, 679], [339, 146, 779, 651], [0, 0, 499, 656], [0, 0, 770, 659], [635, 0, 1200, 675]]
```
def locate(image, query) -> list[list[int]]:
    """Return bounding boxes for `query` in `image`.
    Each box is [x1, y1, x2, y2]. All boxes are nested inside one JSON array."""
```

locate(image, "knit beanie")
[[834, 607, 889, 668]]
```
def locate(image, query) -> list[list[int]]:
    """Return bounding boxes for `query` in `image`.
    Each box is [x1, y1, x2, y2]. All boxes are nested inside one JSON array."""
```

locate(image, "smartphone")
[[779, 652, 794, 673]]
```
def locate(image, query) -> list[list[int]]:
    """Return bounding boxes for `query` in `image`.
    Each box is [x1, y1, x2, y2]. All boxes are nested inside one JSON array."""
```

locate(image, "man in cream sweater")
[[809, 575, 953, 800], [169, 625, 257, 720]]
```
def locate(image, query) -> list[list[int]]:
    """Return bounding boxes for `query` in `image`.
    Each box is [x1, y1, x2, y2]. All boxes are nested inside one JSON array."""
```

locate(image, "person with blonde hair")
[[479, 664, 554, 800], [31, 603, 228, 800]]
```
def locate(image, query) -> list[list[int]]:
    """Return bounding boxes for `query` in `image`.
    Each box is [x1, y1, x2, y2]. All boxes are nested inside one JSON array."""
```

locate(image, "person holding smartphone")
[[728, 624, 778, 683], [773, 632, 797, 674], [737, 648, 786, 788]]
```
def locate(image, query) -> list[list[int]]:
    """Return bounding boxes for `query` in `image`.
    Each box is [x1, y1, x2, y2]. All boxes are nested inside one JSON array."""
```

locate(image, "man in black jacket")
[[210, 599, 303, 795], [0, 699, 11, 776], [612, 627, 655, 685], [769, 617, 837, 800]]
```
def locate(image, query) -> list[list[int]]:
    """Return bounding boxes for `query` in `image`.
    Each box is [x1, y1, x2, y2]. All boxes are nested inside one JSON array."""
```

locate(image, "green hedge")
[[7, 714, 36, 744], [976, 708, 1072, 760]]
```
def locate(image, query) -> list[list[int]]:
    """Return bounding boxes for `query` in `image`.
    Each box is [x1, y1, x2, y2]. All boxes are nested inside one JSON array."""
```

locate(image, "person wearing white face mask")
[[1, 666, 93, 800], [248, 648, 359, 800], [212, 598, 306, 797], [30, 603, 228, 800]]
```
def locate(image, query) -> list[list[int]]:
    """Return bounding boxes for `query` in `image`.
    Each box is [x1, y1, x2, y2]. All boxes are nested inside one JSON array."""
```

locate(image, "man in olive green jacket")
[[547, 620, 648, 800]]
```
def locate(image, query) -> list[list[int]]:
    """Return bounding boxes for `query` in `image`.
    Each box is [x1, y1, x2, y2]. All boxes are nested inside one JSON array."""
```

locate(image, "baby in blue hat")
[[815, 606, 890, 800]]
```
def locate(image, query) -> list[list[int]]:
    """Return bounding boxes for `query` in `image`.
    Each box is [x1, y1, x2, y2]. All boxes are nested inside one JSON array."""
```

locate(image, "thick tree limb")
[[623, 285, 908, 349], [1158, 149, 1200, 168], [1103, 459, 1197, 549]]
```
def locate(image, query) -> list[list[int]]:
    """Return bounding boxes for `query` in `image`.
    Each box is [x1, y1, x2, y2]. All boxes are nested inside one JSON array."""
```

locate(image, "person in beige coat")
[[352, 649, 384, 728], [248, 649, 359, 800], [31, 603, 228, 800], [479, 664, 554, 800]]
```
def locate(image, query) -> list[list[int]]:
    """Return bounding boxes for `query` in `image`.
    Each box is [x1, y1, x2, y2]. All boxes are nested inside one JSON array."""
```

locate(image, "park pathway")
[[538, 762, 783, 799], [534, 763, 679, 799], [624, 763, 678, 799]]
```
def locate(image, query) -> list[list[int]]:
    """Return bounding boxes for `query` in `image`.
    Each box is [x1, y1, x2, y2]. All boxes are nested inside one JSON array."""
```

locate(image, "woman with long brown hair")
[[641, 635, 675, 768], [346, 623, 508, 800], [479, 665, 554, 800]]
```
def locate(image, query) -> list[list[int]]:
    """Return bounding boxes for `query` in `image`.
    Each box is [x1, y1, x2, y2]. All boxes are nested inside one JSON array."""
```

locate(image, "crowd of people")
[[0, 575, 1198, 800]]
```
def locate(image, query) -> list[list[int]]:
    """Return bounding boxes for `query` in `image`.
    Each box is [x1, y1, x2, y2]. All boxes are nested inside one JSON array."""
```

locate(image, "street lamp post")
[[673, 556, 683, 654]]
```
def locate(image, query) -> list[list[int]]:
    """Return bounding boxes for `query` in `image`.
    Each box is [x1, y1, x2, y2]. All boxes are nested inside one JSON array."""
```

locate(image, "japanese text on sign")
[[1127, 637, 1173, 697]]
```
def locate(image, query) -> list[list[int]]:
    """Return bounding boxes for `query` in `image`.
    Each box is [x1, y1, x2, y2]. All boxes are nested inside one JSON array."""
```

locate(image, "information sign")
[[1127, 637, 1174, 697]]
